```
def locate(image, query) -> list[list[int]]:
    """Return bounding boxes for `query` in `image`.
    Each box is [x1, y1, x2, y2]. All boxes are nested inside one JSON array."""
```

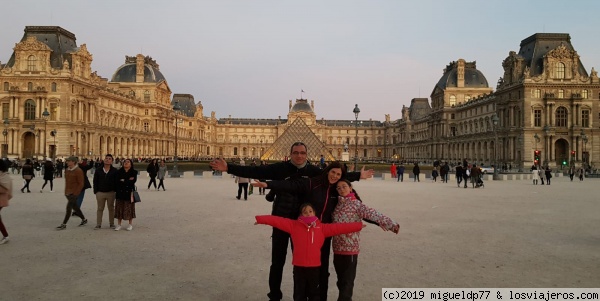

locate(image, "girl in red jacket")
[[255, 203, 364, 301], [332, 179, 399, 301]]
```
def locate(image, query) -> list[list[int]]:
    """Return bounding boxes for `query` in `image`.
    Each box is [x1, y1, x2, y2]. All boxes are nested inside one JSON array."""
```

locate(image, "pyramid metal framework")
[[261, 118, 336, 162]]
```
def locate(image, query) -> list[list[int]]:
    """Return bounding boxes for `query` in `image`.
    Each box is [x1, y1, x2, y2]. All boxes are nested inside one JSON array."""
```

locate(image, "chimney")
[[457, 59, 465, 88]]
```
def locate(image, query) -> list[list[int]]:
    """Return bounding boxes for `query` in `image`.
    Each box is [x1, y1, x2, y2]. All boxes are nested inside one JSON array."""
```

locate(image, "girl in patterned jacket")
[[332, 179, 400, 301]]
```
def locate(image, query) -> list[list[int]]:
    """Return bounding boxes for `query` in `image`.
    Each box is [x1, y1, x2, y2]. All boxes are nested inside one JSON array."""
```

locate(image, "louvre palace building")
[[1, 26, 598, 169]]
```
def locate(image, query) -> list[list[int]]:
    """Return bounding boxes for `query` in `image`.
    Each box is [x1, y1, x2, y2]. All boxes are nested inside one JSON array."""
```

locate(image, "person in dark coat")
[[76, 159, 93, 210], [20, 159, 35, 193], [396, 164, 405, 182], [115, 158, 137, 231], [146, 159, 158, 190], [455, 164, 463, 187], [40, 159, 55, 192], [412, 163, 420, 182]]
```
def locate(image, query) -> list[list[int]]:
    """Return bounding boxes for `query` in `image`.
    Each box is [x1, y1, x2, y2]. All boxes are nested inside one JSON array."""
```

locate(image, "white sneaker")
[[0, 237, 9, 244], [126, 225, 133, 231], [114, 225, 121, 231]]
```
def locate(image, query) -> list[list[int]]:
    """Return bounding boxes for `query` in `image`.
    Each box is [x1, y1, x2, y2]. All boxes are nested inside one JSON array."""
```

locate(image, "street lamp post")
[[2, 118, 9, 158], [353, 104, 360, 170], [542, 125, 549, 167], [42, 108, 50, 161], [581, 129, 588, 169], [517, 134, 523, 172], [172, 101, 181, 177], [50, 129, 57, 161], [492, 114, 499, 180]]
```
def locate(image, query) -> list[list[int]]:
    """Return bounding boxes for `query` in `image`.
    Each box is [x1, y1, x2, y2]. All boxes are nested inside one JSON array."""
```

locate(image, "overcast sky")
[[1, 0, 599, 120]]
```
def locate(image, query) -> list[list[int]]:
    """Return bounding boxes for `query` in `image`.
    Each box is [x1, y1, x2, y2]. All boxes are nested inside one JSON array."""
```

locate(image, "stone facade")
[[1, 27, 597, 170]]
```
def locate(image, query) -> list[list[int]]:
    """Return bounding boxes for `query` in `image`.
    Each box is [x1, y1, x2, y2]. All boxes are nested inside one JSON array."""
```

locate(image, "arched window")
[[449, 95, 456, 106], [27, 55, 36, 71], [24, 99, 36, 120], [555, 62, 565, 79], [555, 106, 568, 127]]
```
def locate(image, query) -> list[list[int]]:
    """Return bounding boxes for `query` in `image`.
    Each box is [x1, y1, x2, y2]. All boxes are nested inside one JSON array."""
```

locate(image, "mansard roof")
[[172, 94, 196, 117], [517, 33, 588, 77], [408, 98, 431, 121], [435, 60, 489, 90], [6, 26, 78, 69]]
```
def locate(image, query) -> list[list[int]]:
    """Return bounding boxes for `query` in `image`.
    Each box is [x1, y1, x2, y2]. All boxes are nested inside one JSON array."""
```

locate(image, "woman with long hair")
[[20, 159, 35, 193], [114, 159, 137, 231], [40, 159, 55, 192]]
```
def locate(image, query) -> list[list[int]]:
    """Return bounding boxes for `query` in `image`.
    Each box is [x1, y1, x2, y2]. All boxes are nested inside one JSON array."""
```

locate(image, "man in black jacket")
[[92, 154, 119, 230], [210, 142, 370, 301]]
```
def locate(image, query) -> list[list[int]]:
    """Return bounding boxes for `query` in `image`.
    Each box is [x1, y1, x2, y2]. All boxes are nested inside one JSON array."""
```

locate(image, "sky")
[[1, 0, 599, 121]]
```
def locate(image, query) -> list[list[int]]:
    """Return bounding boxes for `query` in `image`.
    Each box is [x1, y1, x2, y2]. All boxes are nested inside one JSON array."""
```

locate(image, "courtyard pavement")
[[1, 171, 599, 300]]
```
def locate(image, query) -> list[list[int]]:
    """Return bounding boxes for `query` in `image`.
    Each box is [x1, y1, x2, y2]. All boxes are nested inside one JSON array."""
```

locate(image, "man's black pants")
[[63, 194, 85, 224], [268, 227, 292, 301]]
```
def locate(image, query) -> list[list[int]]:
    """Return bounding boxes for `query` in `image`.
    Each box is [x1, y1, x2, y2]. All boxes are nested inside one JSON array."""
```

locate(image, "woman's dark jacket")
[[147, 163, 158, 177], [22, 163, 34, 178], [78, 162, 93, 190], [115, 168, 137, 201], [266, 175, 340, 223], [227, 161, 360, 219], [43, 161, 55, 180]]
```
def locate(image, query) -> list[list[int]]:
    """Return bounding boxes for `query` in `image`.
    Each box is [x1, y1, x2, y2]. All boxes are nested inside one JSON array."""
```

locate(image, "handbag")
[[132, 186, 141, 203]]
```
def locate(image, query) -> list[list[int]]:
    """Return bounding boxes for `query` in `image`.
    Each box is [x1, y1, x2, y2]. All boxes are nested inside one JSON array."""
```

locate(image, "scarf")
[[298, 216, 318, 226]]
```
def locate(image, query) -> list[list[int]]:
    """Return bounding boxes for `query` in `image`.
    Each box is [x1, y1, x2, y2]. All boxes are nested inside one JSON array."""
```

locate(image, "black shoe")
[[79, 219, 88, 226], [56, 224, 66, 230], [72, 212, 76, 216], [21, 188, 24, 193], [235, 196, 240, 200]]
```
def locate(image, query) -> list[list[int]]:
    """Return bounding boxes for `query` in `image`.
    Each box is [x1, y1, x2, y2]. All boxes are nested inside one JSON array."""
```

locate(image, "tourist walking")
[[40, 159, 55, 193], [431, 166, 439, 182], [0, 160, 13, 244], [20, 159, 35, 193], [569, 165, 575, 181], [146, 159, 158, 190], [114, 159, 137, 231], [235, 161, 249, 200], [157, 160, 167, 191], [92, 154, 118, 229], [578, 167, 585, 181], [56, 156, 87, 230], [539, 168, 546, 185], [76, 159, 93, 210], [455, 165, 463, 187]]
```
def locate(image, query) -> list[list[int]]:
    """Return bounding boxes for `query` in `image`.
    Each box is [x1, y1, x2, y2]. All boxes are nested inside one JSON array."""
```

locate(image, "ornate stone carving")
[[546, 44, 574, 59], [13, 36, 52, 52]]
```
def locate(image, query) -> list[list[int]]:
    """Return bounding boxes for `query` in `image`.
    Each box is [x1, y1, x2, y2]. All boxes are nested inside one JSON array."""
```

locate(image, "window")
[[582, 90, 588, 99], [555, 62, 565, 79], [27, 82, 33, 91], [50, 104, 57, 121], [2, 103, 8, 119], [465, 95, 471, 101], [143, 122, 149, 132], [144, 90, 150, 102], [449, 95, 456, 106], [24, 99, 36, 120], [51, 82, 57, 92], [555, 106, 568, 127], [451, 113, 455, 119], [27, 55, 36, 71], [144, 109, 148, 115], [582, 110, 590, 127], [3, 82, 8, 91], [534, 109, 542, 127], [558, 90, 564, 98]]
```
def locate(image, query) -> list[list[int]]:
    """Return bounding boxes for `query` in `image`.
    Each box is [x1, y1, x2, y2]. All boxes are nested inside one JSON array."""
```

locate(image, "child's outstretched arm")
[[357, 203, 400, 234], [322, 222, 364, 238], [255, 215, 294, 234]]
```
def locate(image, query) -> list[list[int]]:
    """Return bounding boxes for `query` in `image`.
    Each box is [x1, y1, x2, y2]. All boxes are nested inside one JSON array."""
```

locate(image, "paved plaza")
[[1, 172, 599, 300]]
